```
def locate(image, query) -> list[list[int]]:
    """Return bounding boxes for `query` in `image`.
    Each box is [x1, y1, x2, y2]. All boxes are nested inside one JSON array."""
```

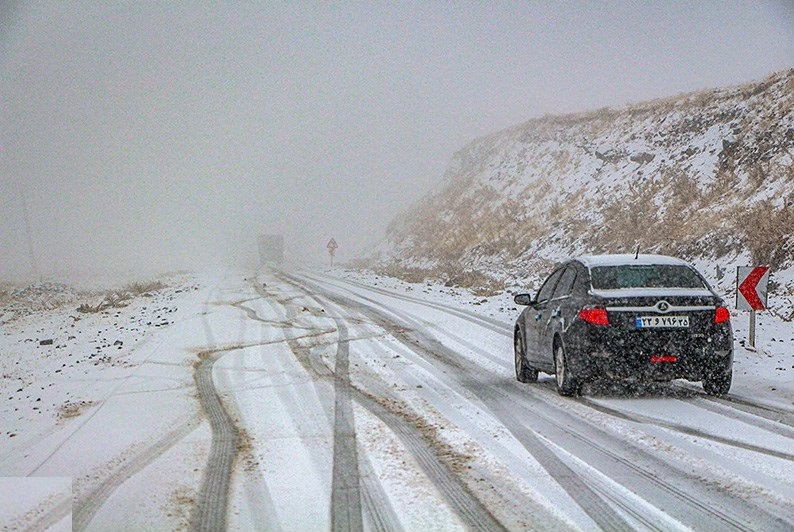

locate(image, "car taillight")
[[651, 355, 678, 363], [579, 307, 609, 326], [714, 307, 730, 323]]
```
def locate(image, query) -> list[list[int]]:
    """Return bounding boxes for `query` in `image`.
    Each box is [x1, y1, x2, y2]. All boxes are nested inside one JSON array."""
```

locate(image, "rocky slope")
[[370, 69, 794, 298]]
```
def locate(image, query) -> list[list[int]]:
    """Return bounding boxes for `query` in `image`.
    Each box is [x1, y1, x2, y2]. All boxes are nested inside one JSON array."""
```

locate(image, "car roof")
[[575, 254, 692, 268]]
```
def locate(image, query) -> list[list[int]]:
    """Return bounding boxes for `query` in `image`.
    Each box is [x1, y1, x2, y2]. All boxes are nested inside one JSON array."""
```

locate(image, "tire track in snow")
[[191, 297, 335, 531], [258, 283, 404, 532], [580, 398, 794, 462], [352, 391, 506, 532], [295, 272, 794, 532], [299, 276, 652, 529], [73, 414, 202, 531], [190, 343, 243, 532], [306, 273, 510, 333], [274, 275, 504, 531], [682, 395, 794, 439], [299, 287, 666, 530], [191, 282, 291, 532], [187, 284, 245, 532], [251, 286, 364, 530], [295, 275, 634, 531], [358, 457, 406, 532], [673, 382, 794, 430], [718, 395, 794, 425], [13, 490, 72, 532], [216, 297, 286, 532], [328, 316, 364, 532]]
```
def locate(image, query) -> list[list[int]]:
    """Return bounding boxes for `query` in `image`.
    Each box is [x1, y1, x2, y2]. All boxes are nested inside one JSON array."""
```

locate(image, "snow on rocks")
[[0, 276, 196, 459]]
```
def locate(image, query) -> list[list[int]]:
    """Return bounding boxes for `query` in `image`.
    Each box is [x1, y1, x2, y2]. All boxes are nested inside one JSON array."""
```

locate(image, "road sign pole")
[[749, 310, 756, 348], [736, 265, 770, 349], [326, 238, 339, 269]]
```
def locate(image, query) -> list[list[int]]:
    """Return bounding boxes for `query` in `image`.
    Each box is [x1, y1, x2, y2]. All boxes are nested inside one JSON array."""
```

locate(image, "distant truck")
[[258, 234, 285, 265]]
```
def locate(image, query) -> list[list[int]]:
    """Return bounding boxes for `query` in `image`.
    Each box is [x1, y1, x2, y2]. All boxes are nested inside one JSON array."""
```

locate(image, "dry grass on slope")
[[77, 280, 167, 313], [381, 165, 794, 290]]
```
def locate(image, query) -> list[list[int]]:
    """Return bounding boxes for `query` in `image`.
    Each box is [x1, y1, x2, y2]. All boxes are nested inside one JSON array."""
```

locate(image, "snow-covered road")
[[2, 269, 794, 530]]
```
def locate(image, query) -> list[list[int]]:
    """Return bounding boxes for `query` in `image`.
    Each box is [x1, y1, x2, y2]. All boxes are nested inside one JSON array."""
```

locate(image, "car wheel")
[[703, 369, 732, 396], [554, 340, 580, 396], [514, 330, 538, 383]]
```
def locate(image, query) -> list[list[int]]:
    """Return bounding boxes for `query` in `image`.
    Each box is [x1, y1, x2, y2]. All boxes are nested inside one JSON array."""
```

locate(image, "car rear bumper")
[[565, 325, 733, 382]]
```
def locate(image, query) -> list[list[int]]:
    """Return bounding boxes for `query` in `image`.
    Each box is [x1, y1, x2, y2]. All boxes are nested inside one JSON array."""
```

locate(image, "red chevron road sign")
[[736, 266, 770, 311]]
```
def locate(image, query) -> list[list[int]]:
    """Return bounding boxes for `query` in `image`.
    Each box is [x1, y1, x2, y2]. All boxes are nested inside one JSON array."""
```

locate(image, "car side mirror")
[[514, 293, 534, 306]]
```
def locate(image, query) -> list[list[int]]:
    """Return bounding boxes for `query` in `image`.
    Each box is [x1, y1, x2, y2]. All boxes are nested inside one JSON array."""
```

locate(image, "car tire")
[[703, 369, 732, 396], [554, 340, 580, 396], [514, 330, 538, 383]]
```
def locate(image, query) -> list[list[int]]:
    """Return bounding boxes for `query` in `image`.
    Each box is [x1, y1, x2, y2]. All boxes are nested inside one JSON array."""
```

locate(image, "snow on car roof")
[[576, 254, 691, 268]]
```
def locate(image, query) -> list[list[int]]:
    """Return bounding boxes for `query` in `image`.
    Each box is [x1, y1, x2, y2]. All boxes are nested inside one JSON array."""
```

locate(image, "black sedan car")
[[513, 254, 733, 396]]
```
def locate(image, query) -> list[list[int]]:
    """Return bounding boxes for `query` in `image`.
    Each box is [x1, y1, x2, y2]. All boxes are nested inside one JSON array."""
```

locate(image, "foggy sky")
[[2, 1, 793, 281]]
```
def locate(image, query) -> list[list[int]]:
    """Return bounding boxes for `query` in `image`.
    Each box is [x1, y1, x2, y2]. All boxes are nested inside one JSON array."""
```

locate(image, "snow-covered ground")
[[1, 267, 793, 530]]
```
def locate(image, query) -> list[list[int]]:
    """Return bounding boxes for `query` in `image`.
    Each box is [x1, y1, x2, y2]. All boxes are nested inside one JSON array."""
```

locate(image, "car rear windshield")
[[590, 265, 706, 290]]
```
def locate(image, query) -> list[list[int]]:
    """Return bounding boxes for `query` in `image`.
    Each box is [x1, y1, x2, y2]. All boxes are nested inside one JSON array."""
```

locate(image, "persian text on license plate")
[[636, 316, 689, 328]]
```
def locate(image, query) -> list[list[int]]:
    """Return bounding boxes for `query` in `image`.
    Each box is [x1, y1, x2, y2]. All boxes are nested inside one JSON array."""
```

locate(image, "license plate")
[[636, 316, 689, 328]]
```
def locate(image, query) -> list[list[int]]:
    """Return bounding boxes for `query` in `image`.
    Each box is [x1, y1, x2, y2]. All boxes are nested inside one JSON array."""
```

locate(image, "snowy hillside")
[[373, 69, 794, 298]]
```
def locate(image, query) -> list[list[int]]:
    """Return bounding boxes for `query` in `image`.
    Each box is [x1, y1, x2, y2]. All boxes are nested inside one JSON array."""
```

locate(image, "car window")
[[536, 268, 564, 303], [552, 266, 576, 299], [590, 265, 706, 289]]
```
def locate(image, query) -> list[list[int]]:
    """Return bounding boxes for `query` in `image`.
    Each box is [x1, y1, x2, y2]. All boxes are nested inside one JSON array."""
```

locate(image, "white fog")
[[3, 1, 793, 280], [2, 3, 794, 531]]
